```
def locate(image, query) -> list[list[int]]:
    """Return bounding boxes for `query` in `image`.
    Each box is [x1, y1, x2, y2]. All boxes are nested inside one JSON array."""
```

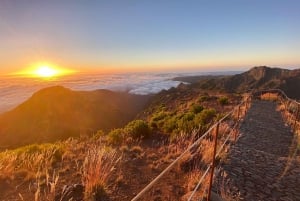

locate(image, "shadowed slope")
[[0, 86, 150, 147]]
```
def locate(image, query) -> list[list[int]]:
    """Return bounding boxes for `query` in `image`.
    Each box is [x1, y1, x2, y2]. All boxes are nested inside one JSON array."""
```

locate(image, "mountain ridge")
[[174, 66, 300, 99], [0, 86, 150, 148]]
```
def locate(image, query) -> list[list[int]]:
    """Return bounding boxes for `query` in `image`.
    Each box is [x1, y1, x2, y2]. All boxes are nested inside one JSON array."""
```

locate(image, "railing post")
[[237, 105, 241, 120], [245, 96, 250, 113], [293, 105, 300, 132], [287, 101, 292, 123], [234, 106, 241, 142], [207, 123, 219, 201]]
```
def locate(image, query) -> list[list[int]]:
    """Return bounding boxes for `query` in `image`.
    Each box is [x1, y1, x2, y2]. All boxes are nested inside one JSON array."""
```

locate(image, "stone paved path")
[[215, 100, 300, 201]]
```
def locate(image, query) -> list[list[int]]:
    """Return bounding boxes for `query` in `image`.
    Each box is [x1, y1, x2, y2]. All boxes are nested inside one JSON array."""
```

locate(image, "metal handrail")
[[131, 93, 252, 201], [131, 89, 298, 201]]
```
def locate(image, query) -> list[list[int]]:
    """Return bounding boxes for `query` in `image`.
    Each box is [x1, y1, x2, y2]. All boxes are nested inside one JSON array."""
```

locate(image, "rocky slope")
[[174, 66, 300, 99]]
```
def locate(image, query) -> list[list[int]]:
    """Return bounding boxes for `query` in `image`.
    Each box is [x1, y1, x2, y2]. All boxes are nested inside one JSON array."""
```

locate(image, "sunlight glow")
[[15, 63, 75, 78], [35, 66, 57, 77]]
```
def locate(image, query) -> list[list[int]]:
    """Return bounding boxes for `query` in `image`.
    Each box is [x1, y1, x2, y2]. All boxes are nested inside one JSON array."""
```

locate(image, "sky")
[[0, 0, 299, 74]]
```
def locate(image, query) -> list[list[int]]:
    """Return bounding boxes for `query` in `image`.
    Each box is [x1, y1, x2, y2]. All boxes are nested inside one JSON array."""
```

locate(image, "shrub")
[[190, 104, 204, 114], [151, 111, 168, 122], [92, 130, 105, 140], [182, 112, 195, 121], [177, 113, 195, 133], [198, 95, 209, 102], [163, 116, 178, 133], [150, 111, 170, 129], [195, 108, 216, 126], [124, 120, 151, 139], [218, 96, 229, 106], [107, 129, 124, 145]]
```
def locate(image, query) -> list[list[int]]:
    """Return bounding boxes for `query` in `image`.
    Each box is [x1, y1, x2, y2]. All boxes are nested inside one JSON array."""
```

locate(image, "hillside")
[[174, 66, 300, 99], [0, 86, 150, 148], [0, 84, 241, 201], [1, 66, 299, 201], [223, 66, 300, 97]]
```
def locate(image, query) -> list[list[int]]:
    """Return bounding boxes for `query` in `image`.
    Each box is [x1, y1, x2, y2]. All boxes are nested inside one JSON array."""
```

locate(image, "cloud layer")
[[0, 72, 185, 113]]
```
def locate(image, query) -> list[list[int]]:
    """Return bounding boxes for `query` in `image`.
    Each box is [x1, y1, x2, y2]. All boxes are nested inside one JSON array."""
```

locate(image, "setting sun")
[[14, 63, 75, 78], [35, 66, 58, 77]]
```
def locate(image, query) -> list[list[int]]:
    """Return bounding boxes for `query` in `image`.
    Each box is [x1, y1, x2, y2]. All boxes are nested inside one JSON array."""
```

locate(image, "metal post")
[[246, 97, 250, 113], [293, 105, 300, 132], [234, 106, 241, 142], [207, 123, 219, 201], [287, 101, 292, 123], [237, 105, 241, 120]]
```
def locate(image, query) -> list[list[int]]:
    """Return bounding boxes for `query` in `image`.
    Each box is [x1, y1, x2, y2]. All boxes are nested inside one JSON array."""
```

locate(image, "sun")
[[15, 63, 75, 78], [35, 66, 58, 77]]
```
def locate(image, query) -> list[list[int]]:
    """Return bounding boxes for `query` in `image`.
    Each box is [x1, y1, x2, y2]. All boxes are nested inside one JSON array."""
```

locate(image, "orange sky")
[[1, 1, 299, 75]]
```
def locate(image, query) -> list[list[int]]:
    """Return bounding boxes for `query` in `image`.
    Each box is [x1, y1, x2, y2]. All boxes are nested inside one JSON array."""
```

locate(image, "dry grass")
[[81, 146, 120, 201], [0, 143, 64, 181], [0, 93, 249, 201], [260, 93, 279, 101], [184, 168, 210, 201], [34, 169, 59, 201], [0, 138, 121, 201], [277, 100, 300, 150], [130, 145, 143, 155]]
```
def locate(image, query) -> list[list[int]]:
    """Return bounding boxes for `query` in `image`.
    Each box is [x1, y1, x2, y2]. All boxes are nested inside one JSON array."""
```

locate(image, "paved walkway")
[[214, 100, 300, 201]]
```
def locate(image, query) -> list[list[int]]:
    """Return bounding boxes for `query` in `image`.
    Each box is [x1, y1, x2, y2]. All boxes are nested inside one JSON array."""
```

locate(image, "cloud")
[[0, 73, 183, 113]]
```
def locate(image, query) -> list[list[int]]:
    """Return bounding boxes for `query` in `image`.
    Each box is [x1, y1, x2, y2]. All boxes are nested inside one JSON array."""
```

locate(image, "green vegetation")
[[198, 95, 209, 102], [218, 96, 229, 106], [125, 120, 151, 139], [150, 105, 217, 139], [107, 129, 124, 145], [194, 108, 216, 125], [106, 120, 151, 145], [1, 143, 65, 158], [190, 104, 204, 114], [92, 130, 105, 140]]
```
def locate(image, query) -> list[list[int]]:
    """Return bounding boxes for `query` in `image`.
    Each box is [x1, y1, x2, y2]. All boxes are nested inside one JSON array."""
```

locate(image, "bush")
[[107, 129, 124, 145], [151, 111, 168, 122], [191, 104, 204, 114], [182, 112, 195, 121], [92, 130, 105, 140], [163, 116, 178, 133], [177, 113, 195, 133], [195, 108, 216, 126], [125, 120, 151, 139], [218, 96, 229, 106], [198, 95, 209, 102]]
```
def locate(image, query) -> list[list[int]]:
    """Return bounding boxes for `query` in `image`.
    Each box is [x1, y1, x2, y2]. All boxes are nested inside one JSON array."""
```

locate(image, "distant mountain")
[[0, 86, 150, 148], [223, 66, 300, 98], [175, 66, 300, 99]]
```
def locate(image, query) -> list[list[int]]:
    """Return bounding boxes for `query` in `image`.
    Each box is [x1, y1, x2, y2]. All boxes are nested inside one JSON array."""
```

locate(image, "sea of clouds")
[[0, 71, 238, 114]]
